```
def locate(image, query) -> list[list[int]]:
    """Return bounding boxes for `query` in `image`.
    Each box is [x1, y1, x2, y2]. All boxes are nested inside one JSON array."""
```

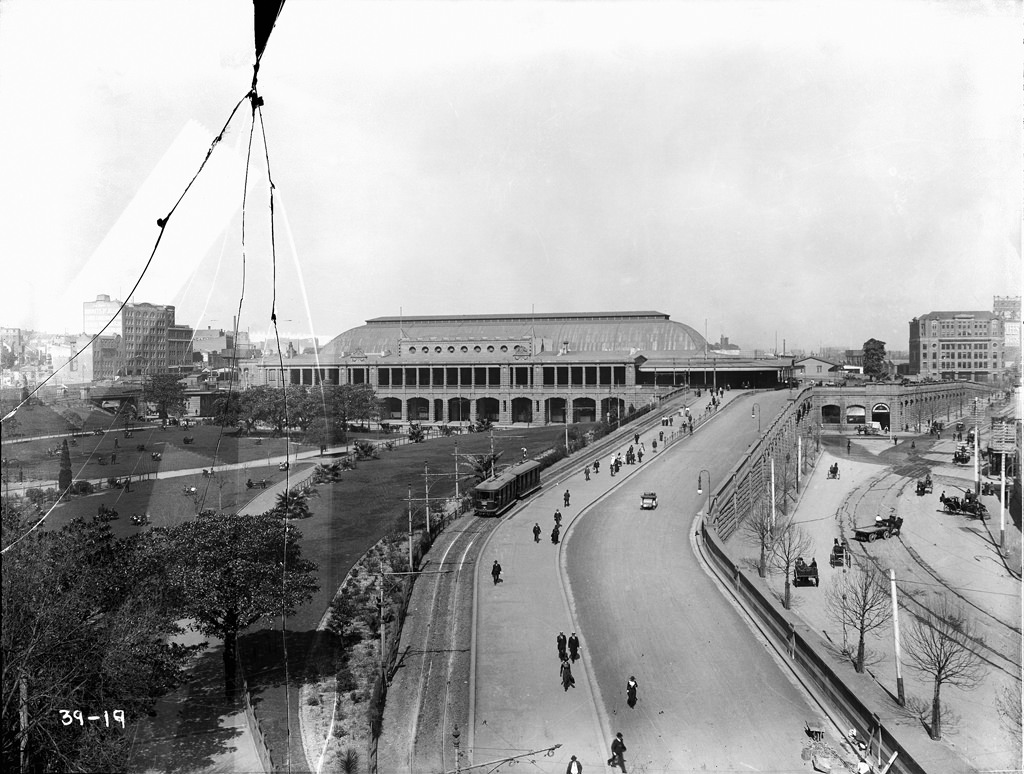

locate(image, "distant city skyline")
[[1, 1, 1019, 355]]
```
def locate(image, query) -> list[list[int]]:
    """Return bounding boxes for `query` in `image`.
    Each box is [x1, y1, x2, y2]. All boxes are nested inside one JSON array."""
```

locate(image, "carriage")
[[940, 493, 988, 519], [640, 492, 659, 510], [829, 541, 850, 567], [793, 557, 819, 587]]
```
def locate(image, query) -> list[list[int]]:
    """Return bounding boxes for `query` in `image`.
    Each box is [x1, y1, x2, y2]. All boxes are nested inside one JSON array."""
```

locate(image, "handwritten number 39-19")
[[59, 710, 126, 728]]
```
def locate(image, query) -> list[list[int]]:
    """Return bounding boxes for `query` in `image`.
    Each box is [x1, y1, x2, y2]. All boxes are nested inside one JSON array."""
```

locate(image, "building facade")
[[167, 324, 195, 370], [909, 311, 1005, 383], [241, 311, 794, 425]]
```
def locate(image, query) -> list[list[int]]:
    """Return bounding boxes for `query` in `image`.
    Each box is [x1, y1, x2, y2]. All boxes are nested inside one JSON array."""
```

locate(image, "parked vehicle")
[[854, 514, 903, 542]]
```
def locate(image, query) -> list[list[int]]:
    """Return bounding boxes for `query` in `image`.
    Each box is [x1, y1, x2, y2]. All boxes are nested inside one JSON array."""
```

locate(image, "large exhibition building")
[[242, 311, 793, 425]]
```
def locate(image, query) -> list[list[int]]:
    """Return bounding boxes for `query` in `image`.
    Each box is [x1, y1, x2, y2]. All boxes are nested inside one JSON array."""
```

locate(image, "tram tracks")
[[404, 515, 494, 773], [836, 469, 1021, 678]]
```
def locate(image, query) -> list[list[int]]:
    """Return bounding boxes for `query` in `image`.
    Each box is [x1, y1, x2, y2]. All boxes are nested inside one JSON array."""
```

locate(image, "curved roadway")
[[472, 390, 828, 773], [565, 390, 815, 771]]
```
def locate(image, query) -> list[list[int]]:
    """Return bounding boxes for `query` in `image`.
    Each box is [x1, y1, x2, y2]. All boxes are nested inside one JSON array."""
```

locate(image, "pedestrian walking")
[[551, 525, 561, 544], [609, 454, 616, 476], [637, 449, 643, 464], [568, 632, 580, 662], [608, 733, 627, 772], [557, 632, 568, 661], [847, 439, 851, 453], [560, 658, 575, 691], [584, 467, 590, 481], [564, 489, 571, 507], [491, 560, 502, 585], [594, 459, 600, 474], [651, 439, 657, 452], [533, 523, 542, 543], [626, 676, 638, 708], [554, 509, 562, 527], [634, 432, 640, 445], [566, 754, 583, 774]]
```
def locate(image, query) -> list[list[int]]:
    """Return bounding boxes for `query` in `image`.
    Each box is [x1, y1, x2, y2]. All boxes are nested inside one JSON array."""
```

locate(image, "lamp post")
[[751, 402, 761, 433], [697, 469, 714, 524]]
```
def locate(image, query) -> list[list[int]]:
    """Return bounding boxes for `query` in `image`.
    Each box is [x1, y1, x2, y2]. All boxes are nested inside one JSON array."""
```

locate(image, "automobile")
[[640, 492, 658, 510]]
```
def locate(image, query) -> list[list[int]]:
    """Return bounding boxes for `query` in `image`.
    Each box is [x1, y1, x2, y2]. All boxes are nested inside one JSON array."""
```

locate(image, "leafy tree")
[[1, 515, 196, 772], [862, 338, 887, 380], [243, 385, 288, 436], [324, 384, 381, 443], [212, 391, 243, 428], [166, 513, 318, 699], [146, 373, 187, 419], [825, 566, 891, 672], [768, 515, 812, 609], [58, 439, 72, 493], [903, 595, 986, 740], [408, 423, 425, 443]]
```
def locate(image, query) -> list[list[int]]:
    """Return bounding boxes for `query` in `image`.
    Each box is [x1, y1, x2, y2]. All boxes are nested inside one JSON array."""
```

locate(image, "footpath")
[[754, 425, 1021, 773], [465, 389, 742, 774]]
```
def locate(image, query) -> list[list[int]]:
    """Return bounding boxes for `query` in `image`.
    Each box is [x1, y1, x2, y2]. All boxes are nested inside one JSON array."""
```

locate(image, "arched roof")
[[319, 311, 706, 357]]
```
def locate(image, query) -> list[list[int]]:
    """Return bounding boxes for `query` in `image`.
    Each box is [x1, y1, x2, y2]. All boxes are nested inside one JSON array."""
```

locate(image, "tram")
[[471, 459, 543, 516]]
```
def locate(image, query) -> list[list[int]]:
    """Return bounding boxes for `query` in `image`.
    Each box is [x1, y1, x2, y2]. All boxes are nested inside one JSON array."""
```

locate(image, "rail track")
[[835, 468, 1021, 679]]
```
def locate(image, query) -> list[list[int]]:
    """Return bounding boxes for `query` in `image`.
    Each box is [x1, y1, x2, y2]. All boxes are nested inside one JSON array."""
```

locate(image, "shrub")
[[306, 694, 320, 706]]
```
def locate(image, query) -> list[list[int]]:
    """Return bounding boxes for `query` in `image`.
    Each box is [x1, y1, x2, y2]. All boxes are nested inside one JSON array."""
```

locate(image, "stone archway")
[[845, 405, 866, 425], [407, 397, 429, 421], [511, 397, 532, 423], [476, 397, 499, 422], [871, 402, 891, 431], [821, 404, 841, 424], [448, 397, 471, 424], [382, 397, 402, 420], [573, 397, 596, 423]]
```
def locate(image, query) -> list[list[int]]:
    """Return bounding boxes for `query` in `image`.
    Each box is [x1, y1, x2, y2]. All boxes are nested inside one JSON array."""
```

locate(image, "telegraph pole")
[[890, 569, 905, 706]]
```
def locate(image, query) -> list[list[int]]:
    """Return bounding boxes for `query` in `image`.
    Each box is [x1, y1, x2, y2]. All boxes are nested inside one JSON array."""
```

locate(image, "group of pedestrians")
[[556, 630, 581, 691]]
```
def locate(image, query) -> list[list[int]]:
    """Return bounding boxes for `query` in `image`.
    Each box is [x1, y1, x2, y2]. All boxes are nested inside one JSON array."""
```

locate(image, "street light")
[[697, 469, 715, 524], [751, 402, 761, 433]]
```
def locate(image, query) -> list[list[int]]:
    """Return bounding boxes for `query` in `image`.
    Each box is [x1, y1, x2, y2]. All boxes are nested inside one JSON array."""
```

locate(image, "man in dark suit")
[[608, 732, 627, 772], [556, 632, 568, 661], [568, 632, 580, 662]]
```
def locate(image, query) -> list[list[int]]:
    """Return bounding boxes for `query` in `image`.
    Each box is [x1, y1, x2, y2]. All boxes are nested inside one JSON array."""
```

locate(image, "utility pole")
[[1000, 463, 1006, 550], [890, 569, 905, 706]]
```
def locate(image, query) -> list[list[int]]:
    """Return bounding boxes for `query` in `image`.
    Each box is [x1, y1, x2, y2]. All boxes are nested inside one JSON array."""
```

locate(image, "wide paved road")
[[565, 390, 819, 772]]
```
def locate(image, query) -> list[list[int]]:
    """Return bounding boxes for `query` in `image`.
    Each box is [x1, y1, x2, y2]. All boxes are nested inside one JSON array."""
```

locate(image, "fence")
[[706, 387, 820, 541], [236, 658, 275, 774]]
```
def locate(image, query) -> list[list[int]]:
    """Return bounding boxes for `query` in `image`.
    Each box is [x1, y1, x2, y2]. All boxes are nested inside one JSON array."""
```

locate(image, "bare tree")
[[825, 565, 891, 672], [769, 515, 812, 609], [742, 497, 777, 578], [903, 595, 987, 740]]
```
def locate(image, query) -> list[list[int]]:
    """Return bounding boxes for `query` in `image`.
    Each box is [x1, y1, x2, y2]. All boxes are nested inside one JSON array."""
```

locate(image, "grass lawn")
[[237, 422, 582, 767], [4, 423, 312, 485]]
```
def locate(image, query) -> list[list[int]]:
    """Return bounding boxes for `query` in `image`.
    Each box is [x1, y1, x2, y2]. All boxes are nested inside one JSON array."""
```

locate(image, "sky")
[[0, 0, 1019, 354]]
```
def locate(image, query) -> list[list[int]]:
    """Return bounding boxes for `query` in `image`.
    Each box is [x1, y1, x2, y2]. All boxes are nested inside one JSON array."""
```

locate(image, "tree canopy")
[[1, 510, 196, 772], [146, 373, 187, 419], [165, 512, 318, 698], [862, 338, 887, 380]]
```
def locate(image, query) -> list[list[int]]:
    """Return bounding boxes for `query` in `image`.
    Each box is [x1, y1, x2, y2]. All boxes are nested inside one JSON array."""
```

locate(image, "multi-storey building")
[[48, 333, 122, 385], [909, 311, 1005, 383], [241, 311, 795, 425], [121, 303, 174, 375], [82, 296, 176, 376], [168, 324, 195, 370]]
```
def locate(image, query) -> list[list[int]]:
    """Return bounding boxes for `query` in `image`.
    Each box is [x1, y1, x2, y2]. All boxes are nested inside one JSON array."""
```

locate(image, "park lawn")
[[1, 400, 116, 439], [4, 423, 311, 485], [237, 422, 581, 767]]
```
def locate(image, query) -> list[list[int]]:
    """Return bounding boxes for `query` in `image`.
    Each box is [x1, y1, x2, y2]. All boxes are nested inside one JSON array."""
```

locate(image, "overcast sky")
[[0, 0, 1019, 354]]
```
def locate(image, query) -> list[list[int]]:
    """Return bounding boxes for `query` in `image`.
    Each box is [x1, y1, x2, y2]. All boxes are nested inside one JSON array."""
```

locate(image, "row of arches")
[[821, 403, 891, 427], [380, 396, 629, 424]]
